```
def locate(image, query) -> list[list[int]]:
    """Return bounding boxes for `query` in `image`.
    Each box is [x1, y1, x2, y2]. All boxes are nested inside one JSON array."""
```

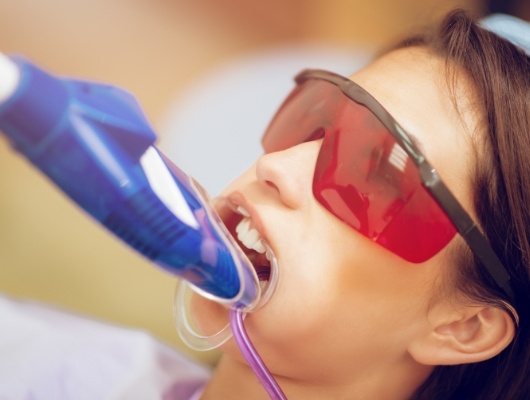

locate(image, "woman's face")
[[196, 47, 479, 383]]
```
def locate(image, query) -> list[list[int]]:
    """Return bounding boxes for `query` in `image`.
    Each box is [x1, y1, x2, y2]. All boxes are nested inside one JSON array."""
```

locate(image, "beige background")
[[0, 0, 480, 364]]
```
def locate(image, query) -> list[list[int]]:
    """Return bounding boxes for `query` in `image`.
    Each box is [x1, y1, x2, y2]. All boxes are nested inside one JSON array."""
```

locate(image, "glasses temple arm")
[[419, 163, 515, 302]]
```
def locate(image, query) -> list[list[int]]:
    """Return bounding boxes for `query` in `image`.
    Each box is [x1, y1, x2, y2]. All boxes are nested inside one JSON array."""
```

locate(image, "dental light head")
[[0, 53, 265, 312]]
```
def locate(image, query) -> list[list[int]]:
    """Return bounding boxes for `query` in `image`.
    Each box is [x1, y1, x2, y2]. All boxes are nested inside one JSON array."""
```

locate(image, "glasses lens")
[[262, 80, 344, 152], [263, 78, 457, 262]]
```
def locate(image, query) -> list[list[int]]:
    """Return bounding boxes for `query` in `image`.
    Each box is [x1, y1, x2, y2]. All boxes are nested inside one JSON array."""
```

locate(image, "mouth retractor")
[[174, 222, 279, 351]]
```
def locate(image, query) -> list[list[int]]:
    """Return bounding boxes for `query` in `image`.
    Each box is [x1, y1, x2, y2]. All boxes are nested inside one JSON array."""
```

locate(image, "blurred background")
[[0, 0, 528, 365]]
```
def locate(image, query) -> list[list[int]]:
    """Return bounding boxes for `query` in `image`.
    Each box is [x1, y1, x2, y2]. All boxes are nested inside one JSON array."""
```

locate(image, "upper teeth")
[[236, 216, 266, 254], [236, 206, 250, 217]]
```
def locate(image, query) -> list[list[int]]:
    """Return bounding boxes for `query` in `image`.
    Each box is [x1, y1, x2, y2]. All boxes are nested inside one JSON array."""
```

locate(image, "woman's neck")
[[200, 353, 432, 399]]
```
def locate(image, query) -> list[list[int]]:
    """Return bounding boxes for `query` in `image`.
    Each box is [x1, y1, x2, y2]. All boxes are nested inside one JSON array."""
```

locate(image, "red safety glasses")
[[262, 69, 514, 302]]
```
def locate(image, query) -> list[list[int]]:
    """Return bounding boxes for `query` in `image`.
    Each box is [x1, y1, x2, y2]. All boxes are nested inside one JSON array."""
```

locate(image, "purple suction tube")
[[229, 309, 287, 399]]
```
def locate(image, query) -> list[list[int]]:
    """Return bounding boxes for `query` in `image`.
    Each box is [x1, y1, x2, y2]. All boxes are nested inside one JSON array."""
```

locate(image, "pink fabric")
[[188, 386, 206, 400], [0, 296, 210, 399]]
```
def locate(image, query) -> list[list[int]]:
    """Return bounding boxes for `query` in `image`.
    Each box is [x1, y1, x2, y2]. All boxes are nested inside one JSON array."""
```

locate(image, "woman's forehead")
[[350, 46, 479, 215]]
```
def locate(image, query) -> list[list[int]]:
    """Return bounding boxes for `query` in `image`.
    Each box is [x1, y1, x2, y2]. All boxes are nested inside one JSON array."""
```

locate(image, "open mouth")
[[220, 204, 272, 284], [212, 195, 281, 308]]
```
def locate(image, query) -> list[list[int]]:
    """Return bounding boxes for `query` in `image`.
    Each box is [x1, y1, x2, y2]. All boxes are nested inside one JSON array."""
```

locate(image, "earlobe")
[[408, 306, 515, 366]]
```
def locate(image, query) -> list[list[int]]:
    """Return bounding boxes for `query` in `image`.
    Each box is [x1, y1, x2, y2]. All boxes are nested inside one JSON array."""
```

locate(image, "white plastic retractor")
[[0, 53, 20, 104]]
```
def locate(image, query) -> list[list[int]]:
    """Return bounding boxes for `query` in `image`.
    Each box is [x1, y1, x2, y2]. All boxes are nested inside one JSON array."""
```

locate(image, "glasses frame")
[[294, 69, 515, 303]]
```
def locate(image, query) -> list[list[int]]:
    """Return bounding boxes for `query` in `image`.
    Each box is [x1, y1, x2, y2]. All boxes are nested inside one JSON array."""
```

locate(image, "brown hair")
[[397, 10, 530, 400]]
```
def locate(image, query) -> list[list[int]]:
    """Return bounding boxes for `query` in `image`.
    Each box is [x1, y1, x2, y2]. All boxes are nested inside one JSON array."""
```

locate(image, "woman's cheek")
[[248, 263, 338, 343]]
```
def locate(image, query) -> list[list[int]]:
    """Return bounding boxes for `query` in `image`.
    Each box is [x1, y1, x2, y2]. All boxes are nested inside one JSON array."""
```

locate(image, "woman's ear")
[[407, 303, 515, 366]]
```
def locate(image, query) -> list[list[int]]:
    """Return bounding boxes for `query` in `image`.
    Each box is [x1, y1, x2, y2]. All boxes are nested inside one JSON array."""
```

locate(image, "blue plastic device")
[[0, 56, 260, 309]]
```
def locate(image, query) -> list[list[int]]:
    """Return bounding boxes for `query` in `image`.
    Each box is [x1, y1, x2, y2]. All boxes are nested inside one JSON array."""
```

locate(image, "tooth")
[[242, 228, 259, 248], [236, 218, 250, 235], [251, 239, 266, 254], [235, 219, 244, 234], [235, 216, 268, 254], [236, 218, 251, 244], [236, 206, 250, 217]]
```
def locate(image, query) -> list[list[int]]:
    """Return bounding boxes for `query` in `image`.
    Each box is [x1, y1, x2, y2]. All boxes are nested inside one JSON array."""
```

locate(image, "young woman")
[[192, 10, 530, 400]]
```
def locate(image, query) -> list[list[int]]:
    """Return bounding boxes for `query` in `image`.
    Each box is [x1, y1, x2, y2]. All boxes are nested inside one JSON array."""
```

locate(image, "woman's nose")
[[255, 140, 321, 209]]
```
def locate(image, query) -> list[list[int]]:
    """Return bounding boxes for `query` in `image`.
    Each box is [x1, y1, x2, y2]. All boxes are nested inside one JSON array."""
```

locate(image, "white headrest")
[[481, 14, 530, 55]]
